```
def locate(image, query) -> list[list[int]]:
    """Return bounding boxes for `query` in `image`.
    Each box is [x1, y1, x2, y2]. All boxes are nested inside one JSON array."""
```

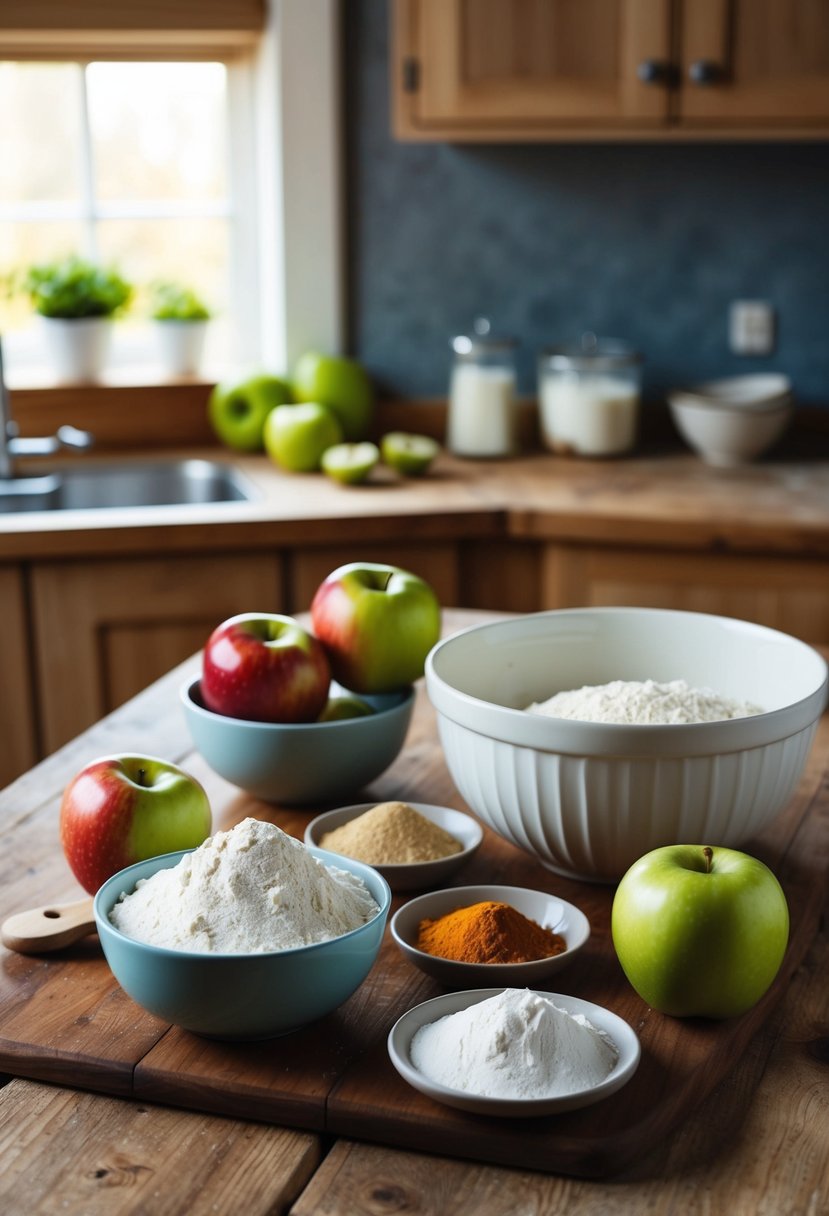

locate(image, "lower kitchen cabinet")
[[460, 539, 542, 613], [0, 566, 38, 789], [30, 553, 284, 755], [541, 544, 829, 640]]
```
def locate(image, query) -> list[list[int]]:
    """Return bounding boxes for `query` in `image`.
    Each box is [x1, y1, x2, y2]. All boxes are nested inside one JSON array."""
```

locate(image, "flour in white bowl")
[[410, 988, 618, 1100], [526, 678, 763, 725], [109, 817, 379, 953]]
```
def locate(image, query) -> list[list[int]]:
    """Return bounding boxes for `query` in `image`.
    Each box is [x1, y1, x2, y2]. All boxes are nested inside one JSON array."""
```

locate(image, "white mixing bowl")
[[425, 609, 827, 882]]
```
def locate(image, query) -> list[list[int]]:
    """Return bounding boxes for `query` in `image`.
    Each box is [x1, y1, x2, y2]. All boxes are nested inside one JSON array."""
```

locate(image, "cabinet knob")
[[688, 60, 725, 86], [637, 59, 675, 86]]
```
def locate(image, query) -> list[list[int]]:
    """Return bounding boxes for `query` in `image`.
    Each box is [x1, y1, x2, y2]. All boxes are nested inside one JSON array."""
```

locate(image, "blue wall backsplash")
[[345, 2, 829, 406]]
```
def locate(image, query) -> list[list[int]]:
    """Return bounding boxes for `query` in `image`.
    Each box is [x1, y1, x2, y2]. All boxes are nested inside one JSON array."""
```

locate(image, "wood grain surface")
[[0, 613, 827, 1183], [2, 443, 829, 563], [0, 1078, 320, 1216]]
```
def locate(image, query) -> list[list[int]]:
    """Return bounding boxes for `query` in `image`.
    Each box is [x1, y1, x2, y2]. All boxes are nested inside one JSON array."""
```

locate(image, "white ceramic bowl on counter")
[[667, 373, 794, 466], [425, 608, 827, 882]]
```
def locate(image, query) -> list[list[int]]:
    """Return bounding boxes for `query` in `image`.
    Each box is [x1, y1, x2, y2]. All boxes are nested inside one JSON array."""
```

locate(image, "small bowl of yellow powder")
[[304, 800, 483, 892], [390, 883, 590, 989]]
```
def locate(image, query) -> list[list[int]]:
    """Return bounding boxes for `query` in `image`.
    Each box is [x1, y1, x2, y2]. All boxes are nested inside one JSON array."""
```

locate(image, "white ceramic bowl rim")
[[669, 373, 792, 408], [425, 608, 828, 759], [181, 678, 414, 731], [94, 844, 392, 960], [668, 392, 792, 417]]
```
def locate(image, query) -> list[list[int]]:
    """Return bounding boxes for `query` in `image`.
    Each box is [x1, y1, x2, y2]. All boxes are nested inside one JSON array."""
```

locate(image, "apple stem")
[[380, 572, 393, 592], [136, 767, 147, 787], [703, 845, 713, 873]]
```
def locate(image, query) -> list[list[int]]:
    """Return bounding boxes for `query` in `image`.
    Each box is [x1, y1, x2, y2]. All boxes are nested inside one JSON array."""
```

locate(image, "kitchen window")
[[0, 0, 343, 390]]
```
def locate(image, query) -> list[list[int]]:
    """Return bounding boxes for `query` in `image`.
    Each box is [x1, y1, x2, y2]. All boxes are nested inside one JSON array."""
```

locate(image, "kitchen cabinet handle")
[[637, 59, 676, 86], [688, 60, 725, 86]]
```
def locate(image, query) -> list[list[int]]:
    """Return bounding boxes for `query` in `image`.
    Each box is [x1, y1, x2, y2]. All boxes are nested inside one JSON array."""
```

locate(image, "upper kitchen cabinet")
[[392, 0, 829, 140], [678, 0, 829, 128]]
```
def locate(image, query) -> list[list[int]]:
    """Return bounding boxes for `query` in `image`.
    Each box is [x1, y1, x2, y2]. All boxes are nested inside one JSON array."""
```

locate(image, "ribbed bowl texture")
[[425, 608, 827, 882]]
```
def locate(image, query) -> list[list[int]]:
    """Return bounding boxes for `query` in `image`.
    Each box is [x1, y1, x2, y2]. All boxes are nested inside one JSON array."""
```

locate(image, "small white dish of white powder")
[[388, 987, 641, 1117], [109, 817, 380, 954], [526, 678, 763, 725]]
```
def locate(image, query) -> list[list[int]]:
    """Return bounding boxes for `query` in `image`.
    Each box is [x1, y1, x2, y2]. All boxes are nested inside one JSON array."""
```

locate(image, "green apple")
[[611, 844, 789, 1019], [317, 692, 376, 721], [60, 755, 212, 894], [310, 561, 441, 694], [208, 372, 293, 451], [380, 432, 440, 476], [321, 442, 380, 485], [293, 350, 374, 441], [264, 402, 343, 472]]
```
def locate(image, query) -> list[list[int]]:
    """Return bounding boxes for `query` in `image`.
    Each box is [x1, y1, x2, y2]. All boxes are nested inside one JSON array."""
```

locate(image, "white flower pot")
[[154, 320, 208, 377], [41, 316, 112, 384]]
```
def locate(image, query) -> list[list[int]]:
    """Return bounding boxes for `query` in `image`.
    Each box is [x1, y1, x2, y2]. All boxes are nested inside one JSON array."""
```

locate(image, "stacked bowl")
[[667, 373, 793, 466]]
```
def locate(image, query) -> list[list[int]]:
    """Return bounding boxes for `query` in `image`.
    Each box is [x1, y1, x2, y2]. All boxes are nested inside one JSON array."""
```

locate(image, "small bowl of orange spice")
[[390, 884, 590, 989]]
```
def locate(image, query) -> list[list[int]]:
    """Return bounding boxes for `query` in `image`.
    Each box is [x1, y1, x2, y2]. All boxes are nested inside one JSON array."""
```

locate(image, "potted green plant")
[[149, 281, 211, 377], [23, 255, 132, 383]]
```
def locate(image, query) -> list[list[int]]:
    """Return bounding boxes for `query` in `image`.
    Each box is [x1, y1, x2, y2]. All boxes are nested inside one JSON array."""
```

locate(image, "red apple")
[[201, 612, 331, 722], [60, 755, 212, 895], [310, 562, 441, 694]]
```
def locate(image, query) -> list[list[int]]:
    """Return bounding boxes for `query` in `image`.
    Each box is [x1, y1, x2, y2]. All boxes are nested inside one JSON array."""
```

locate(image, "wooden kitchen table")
[[0, 610, 827, 1216]]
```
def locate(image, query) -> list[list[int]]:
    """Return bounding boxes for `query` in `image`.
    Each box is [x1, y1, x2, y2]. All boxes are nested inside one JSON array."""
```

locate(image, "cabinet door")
[[31, 554, 283, 755], [542, 544, 829, 643], [679, 0, 829, 126], [0, 567, 38, 789], [395, 0, 672, 136]]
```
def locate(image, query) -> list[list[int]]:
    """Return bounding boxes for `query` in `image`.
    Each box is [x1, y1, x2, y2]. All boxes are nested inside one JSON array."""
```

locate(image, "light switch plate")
[[729, 300, 775, 355]]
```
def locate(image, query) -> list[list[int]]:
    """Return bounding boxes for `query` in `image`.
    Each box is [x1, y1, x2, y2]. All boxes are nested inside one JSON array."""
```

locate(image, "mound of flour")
[[109, 817, 378, 953], [527, 678, 763, 725], [410, 988, 618, 1100]]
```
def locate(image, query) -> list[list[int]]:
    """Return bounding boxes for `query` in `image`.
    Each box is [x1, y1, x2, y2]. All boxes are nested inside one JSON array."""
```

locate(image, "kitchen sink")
[[0, 459, 261, 515]]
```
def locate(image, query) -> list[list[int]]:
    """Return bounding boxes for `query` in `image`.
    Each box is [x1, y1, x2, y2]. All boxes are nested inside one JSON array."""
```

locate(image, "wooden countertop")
[[1, 442, 828, 561], [0, 609, 827, 1215]]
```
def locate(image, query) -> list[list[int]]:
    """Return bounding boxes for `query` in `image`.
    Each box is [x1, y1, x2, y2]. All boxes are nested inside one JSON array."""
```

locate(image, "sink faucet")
[[0, 335, 95, 479]]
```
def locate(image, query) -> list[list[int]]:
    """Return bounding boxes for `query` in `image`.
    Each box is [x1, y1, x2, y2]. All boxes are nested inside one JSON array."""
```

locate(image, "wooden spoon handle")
[[1, 897, 96, 954]]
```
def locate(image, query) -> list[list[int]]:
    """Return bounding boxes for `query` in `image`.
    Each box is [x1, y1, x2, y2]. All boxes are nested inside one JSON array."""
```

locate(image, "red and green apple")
[[611, 843, 789, 1018], [201, 612, 331, 722], [310, 562, 441, 694], [60, 755, 212, 894]]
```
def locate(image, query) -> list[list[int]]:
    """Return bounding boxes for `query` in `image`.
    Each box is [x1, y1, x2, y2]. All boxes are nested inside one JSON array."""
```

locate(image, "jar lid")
[[541, 333, 641, 371], [452, 316, 517, 356]]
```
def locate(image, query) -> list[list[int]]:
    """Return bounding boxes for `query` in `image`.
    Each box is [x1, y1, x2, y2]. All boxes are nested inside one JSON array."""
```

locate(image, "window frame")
[[4, 0, 344, 406]]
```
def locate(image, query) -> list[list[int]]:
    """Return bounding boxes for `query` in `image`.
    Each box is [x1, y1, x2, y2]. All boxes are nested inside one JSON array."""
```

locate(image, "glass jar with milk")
[[538, 336, 642, 457], [447, 320, 518, 458]]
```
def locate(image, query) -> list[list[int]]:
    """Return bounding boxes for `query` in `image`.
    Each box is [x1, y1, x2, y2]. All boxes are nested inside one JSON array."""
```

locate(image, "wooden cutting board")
[[0, 646, 827, 1179]]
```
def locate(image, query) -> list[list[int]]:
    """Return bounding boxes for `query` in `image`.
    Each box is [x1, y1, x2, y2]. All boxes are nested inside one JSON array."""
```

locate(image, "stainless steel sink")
[[0, 459, 261, 515]]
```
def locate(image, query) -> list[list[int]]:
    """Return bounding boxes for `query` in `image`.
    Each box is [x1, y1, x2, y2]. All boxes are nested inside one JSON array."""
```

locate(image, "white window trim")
[[254, 0, 344, 371], [3, 0, 344, 386]]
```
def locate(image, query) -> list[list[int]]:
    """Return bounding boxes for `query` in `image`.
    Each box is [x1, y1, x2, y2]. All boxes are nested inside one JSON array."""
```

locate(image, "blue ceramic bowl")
[[180, 678, 415, 804], [94, 846, 391, 1040]]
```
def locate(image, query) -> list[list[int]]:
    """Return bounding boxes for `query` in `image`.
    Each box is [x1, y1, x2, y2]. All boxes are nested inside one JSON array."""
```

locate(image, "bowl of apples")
[[181, 562, 441, 804]]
